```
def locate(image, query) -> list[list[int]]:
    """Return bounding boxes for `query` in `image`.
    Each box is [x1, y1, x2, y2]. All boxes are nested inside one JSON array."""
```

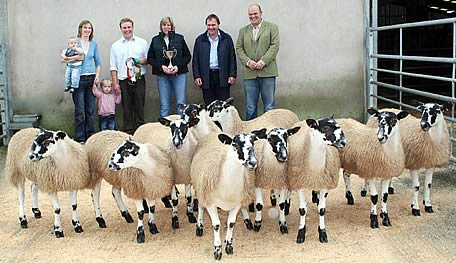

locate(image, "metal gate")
[[365, 0, 456, 161]]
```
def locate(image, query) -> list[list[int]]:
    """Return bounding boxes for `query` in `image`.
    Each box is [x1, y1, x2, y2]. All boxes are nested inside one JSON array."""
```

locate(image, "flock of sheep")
[[5, 98, 451, 260]]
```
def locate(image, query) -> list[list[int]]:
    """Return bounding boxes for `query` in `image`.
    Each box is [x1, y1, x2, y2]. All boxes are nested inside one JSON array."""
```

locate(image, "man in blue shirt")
[[192, 14, 237, 105]]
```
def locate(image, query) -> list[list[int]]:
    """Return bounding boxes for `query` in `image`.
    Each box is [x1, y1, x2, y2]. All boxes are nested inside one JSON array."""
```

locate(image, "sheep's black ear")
[[56, 131, 66, 140], [409, 99, 422, 107], [367, 108, 379, 117], [218, 134, 232, 145], [306, 119, 318, 129], [287, 126, 301, 136], [252, 128, 267, 139], [177, 103, 186, 110], [189, 117, 200, 128], [158, 117, 171, 127], [225, 97, 234, 105], [441, 102, 452, 112], [39, 127, 46, 134], [397, 111, 409, 120]]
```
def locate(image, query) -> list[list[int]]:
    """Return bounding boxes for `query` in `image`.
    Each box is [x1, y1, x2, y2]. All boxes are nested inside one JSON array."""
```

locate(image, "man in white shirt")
[[110, 17, 149, 134]]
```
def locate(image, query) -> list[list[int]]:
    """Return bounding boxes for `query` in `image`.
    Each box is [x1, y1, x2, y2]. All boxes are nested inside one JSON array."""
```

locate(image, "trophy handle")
[[172, 48, 177, 59]]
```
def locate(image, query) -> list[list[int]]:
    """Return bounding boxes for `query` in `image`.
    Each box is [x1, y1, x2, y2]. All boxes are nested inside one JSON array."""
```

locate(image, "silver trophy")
[[163, 48, 177, 69]]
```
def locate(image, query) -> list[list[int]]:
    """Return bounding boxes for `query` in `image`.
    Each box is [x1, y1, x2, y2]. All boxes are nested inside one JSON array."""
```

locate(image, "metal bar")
[[371, 17, 456, 31], [371, 80, 456, 103], [399, 28, 403, 110], [370, 94, 418, 110], [371, 54, 456, 63], [372, 68, 456, 82]]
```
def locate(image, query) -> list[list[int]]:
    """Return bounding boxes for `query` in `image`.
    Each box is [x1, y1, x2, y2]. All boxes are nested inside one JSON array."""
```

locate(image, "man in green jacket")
[[236, 3, 280, 120]]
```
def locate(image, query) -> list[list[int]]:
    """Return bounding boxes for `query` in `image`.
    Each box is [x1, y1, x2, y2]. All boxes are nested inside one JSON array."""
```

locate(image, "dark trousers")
[[202, 69, 230, 105], [99, 114, 116, 131], [119, 77, 145, 134], [72, 74, 95, 143]]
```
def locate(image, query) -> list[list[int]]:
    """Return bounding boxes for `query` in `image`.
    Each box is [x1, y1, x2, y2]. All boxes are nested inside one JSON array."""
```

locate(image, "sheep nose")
[[421, 122, 431, 131]]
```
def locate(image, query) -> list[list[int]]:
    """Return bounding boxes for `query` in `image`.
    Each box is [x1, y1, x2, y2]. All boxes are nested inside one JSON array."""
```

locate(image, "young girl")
[[92, 79, 121, 131]]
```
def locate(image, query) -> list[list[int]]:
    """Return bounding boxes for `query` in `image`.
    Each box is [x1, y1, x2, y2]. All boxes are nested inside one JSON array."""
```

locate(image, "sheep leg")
[[253, 188, 263, 232], [91, 180, 106, 228], [424, 168, 434, 213], [147, 199, 159, 234], [193, 191, 199, 211], [135, 200, 146, 243], [270, 189, 277, 207], [360, 179, 368, 197], [171, 187, 180, 229], [112, 186, 133, 223], [161, 194, 172, 208], [343, 171, 354, 205], [380, 179, 392, 226], [185, 184, 197, 223], [388, 180, 395, 194], [284, 190, 291, 216], [311, 190, 319, 206], [196, 206, 204, 236], [317, 189, 329, 242], [278, 189, 288, 234], [296, 189, 307, 244], [17, 178, 27, 228], [69, 191, 84, 233], [368, 179, 379, 229], [241, 207, 253, 231], [225, 205, 241, 256], [206, 206, 222, 260], [31, 182, 41, 219], [410, 170, 421, 216], [49, 192, 64, 238]]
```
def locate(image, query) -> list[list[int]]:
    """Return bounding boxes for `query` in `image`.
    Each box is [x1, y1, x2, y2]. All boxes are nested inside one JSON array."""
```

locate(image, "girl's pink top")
[[92, 86, 122, 116]]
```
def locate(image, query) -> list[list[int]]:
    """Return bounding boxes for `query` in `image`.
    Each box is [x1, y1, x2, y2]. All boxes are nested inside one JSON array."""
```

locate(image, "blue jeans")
[[157, 73, 187, 117], [244, 77, 276, 120], [99, 114, 116, 131], [72, 75, 95, 142], [65, 66, 81, 89]]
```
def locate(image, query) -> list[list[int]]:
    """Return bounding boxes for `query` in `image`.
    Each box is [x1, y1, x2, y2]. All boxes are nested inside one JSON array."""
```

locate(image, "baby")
[[62, 36, 84, 93], [92, 79, 122, 131]]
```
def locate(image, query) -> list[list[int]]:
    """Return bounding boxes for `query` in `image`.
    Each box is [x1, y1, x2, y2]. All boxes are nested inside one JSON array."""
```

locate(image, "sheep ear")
[[218, 134, 232, 145], [306, 119, 318, 129], [189, 117, 200, 128], [397, 111, 409, 120], [367, 108, 379, 116], [177, 103, 186, 110], [288, 126, 301, 136], [441, 102, 452, 112], [158, 117, 171, 127], [225, 97, 234, 105], [56, 131, 66, 140], [409, 99, 422, 107], [39, 127, 47, 134], [252, 128, 267, 139]]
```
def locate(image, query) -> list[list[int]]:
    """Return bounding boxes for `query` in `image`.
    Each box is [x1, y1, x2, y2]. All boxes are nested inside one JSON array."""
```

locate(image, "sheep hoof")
[[370, 214, 379, 228], [121, 211, 134, 223], [243, 219, 253, 231], [172, 216, 180, 229], [345, 191, 355, 205], [248, 203, 255, 213], [148, 222, 159, 234], [161, 196, 172, 208], [96, 217, 107, 228], [54, 228, 64, 238], [318, 227, 328, 243], [136, 226, 145, 243], [284, 201, 291, 216], [72, 221, 84, 233], [225, 243, 234, 255], [360, 190, 367, 197], [279, 223, 288, 234], [214, 245, 222, 260], [311, 191, 319, 204], [388, 187, 395, 195], [32, 208, 42, 219], [193, 199, 199, 211], [19, 217, 28, 229], [270, 196, 277, 207], [380, 212, 392, 226], [196, 225, 204, 236], [296, 226, 306, 244], [425, 206, 434, 213], [253, 220, 262, 232], [187, 212, 197, 223], [411, 208, 421, 216]]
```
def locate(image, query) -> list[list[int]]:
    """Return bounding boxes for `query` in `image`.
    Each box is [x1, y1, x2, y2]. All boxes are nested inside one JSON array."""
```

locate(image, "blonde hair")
[[160, 17, 175, 32], [101, 79, 112, 87]]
